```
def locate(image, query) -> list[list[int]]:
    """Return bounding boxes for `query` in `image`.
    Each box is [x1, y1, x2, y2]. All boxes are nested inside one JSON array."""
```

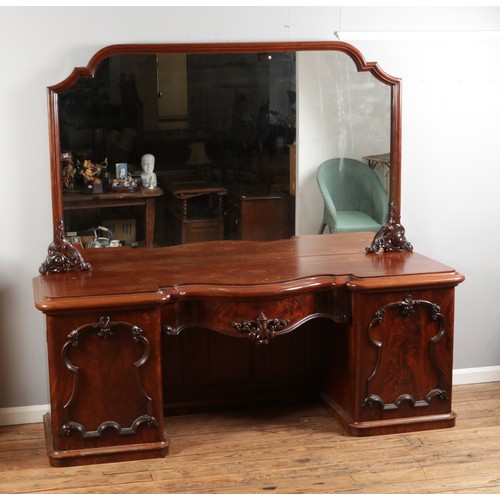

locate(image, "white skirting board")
[[452, 365, 500, 386], [1, 366, 500, 427], [0, 404, 49, 427]]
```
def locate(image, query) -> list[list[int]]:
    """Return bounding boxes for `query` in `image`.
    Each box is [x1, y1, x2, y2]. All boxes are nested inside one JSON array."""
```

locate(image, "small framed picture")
[[116, 163, 128, 179]]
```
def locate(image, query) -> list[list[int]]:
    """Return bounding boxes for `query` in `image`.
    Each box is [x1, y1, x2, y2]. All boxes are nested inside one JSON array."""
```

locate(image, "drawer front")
[[162, 292, 351, 345]]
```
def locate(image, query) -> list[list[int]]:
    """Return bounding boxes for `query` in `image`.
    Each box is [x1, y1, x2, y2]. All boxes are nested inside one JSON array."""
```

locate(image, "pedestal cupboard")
[[33, 233, 463, 466]]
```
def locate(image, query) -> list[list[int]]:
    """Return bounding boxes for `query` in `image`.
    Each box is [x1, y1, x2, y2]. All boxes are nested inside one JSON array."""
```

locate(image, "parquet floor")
[[1, 382, 500, 494]]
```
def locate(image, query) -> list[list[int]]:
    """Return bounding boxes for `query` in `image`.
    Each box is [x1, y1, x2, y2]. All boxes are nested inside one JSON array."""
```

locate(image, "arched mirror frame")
[[41, 41, 411, 274]]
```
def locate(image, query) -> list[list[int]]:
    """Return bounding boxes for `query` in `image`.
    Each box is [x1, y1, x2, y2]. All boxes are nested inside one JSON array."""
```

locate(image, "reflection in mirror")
[[55, 46, 394, 251], [297, 51, 390, 235], [59, 52, 296, 248]]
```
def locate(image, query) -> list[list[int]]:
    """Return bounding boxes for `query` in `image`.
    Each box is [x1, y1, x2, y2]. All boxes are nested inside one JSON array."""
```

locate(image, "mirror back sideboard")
[[33, 42, 463, 468]]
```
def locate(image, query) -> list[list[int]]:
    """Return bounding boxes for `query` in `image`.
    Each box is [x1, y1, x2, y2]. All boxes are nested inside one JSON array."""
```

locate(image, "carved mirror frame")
[[40, 41, 411, 274]]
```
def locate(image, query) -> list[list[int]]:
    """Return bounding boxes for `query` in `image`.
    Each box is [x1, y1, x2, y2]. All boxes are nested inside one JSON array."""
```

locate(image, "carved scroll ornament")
[[366, 203, 413, 254], [39, 219, 91, 274]]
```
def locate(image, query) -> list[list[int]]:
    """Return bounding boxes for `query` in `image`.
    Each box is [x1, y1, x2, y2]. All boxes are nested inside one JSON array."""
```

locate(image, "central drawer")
[[161, 291, 350, 344]]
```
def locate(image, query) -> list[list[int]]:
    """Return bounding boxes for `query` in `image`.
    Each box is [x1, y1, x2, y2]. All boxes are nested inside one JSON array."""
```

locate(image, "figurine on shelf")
[[80, 158, 108, 182], [61, 152, 76, 190], [140, 153, 157, 189], [76, 158, 108, 194]]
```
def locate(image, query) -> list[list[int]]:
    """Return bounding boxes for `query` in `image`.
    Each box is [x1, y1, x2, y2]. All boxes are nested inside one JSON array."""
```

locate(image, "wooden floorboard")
[[1, 382, 500, 494]]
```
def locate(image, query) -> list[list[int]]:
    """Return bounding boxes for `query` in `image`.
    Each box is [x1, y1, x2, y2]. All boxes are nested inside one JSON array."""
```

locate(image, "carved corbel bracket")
[[39, 219, 91, 274], [366, 203, 413, 254]]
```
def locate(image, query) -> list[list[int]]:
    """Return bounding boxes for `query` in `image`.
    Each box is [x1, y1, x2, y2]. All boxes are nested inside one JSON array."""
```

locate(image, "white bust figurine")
[[140, 153, 157, 189]]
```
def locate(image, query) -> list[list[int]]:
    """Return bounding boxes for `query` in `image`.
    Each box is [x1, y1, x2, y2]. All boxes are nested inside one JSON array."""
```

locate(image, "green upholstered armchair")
[[317, 158, 389, 234]]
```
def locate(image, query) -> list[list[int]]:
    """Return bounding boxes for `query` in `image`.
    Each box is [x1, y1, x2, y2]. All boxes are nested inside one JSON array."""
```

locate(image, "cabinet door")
[[45, 307, 167, 463]]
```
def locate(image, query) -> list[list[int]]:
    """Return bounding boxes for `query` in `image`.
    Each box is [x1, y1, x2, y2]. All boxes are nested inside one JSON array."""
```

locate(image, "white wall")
[[1, 6, 500, 412]]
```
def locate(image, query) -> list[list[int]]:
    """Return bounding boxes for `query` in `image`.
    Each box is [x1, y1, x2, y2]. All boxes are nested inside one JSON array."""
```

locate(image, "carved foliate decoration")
[[39, 219, 91, 274], [162, 325, 178, 336], [161, 311, 349, 340], [232, 311, 291, 345], [363, 295, 448, 410], [366, 203, 413, 254], [61, 316, 158, 438]]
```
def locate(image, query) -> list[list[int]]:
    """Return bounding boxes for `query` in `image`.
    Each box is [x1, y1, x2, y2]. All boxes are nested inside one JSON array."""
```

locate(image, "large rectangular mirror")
[[46, 42, 401, 256]]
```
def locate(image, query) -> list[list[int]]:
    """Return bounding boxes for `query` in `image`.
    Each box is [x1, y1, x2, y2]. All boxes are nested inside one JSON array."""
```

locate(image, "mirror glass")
[[53, 45, 395, 250]]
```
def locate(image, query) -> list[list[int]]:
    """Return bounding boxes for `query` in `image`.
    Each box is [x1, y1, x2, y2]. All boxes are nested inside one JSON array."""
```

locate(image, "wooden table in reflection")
[[363, 153, 390, 191], [161, 176, 227, 244], [62, 188, 163, 248]]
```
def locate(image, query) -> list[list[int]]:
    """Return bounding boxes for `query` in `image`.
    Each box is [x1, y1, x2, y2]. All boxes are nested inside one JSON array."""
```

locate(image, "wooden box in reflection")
[[226, 185, 290, 241], [174, 216, 224, 244]]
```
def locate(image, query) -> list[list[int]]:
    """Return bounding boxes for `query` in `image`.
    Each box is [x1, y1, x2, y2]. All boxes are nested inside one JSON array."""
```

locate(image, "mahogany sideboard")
[[33, 232, 464, 467]]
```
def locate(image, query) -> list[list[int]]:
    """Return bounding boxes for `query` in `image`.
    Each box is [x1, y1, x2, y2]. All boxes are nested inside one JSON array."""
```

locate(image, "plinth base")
[[320, 395, 456, 437], [43, 413, 170, 467]]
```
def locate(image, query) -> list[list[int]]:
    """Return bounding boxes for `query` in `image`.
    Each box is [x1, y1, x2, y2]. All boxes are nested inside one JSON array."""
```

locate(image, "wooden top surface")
[[62, 187, 163, 202], [164, 179, 228, 198], [33, 233, 464, 311]]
